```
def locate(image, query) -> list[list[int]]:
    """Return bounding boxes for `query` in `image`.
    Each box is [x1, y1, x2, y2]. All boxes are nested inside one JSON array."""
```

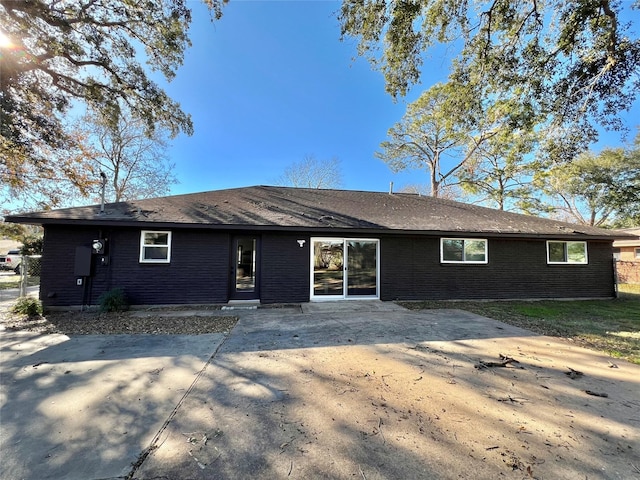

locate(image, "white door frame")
[[310, 237, 380, 301]]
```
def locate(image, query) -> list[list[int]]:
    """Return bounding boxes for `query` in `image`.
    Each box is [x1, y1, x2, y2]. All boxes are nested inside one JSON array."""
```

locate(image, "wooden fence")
[[615, 260, 640, 285]]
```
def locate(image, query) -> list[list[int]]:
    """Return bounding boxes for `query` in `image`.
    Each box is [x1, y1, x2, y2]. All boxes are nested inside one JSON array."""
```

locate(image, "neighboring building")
[[613, 227, 640, 284], [5, 186, 631, 308], [613, 228, 640, 261]]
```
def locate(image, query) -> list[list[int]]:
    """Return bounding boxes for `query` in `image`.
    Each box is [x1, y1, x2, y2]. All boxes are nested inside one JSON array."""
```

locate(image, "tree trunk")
[[430, 158, 439, 198]]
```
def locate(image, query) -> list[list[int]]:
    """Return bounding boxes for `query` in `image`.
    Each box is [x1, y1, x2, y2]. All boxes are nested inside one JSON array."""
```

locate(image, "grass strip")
[[399, 286, 640, 365]]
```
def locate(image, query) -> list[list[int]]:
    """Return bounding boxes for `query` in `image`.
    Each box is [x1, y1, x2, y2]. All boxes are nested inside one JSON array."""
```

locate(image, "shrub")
[[20, 236, 43, 255], [11, 297, 43, 316], [98, 288, 129, 312]]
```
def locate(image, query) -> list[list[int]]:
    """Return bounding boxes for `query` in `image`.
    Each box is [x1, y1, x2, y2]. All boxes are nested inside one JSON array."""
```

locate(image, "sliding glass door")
[[311, 238, 379, 300], [312, 239, 344, 298], [347, 240, 378, 296]]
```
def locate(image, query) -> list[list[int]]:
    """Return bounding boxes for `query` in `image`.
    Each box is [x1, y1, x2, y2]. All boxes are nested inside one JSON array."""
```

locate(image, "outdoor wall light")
[[297, 240, 306, 248], [92, 239, 106, 255]]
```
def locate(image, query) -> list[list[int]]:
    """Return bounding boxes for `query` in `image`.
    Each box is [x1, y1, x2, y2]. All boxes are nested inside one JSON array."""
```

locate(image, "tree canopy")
[[534, 132, 640, 227], [376, 81, 525, 197], [0, 0, 224, 200], [458, 128, 539, 211], [339, 0, 640, 155], [79, 106, 178, 203]]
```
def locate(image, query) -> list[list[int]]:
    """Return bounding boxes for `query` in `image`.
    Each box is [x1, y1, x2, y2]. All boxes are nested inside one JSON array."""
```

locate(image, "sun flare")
[[0, 31, 13, 49]]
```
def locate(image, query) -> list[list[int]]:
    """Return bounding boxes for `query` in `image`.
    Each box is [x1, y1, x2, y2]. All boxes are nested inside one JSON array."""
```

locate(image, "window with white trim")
[[546, 241, 587, 264], [440, 238, 488, 264], [635, 247, 640, 259], [140, 231, 172, 263]]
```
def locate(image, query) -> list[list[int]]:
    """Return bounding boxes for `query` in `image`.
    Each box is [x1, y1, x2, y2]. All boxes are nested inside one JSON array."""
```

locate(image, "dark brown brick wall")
[[40, 226, 615, 307], [260, 233, 310, 304], [41, 226, 230, 307], [380, 236, 615, 300]]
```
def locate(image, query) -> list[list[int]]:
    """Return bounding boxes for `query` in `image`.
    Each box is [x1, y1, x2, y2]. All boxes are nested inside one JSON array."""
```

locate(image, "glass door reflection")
[[311, 238, 378, 299], [235, 237, 256, 293], [313, 239, 344, 297], [347, 240, 378, 296]]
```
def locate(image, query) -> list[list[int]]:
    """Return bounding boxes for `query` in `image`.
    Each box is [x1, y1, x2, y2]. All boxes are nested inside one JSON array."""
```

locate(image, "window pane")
[[442, 239, 463, 261], [143, 246, 168, 260], [567, 242, 586, 263], [236, 238, 256, 292], [548, 242, 566, 262], [313, 240, 344, 295], [347, 240, 377, 296], [465, 240, 486, 262], [144, 232, 169, 246]]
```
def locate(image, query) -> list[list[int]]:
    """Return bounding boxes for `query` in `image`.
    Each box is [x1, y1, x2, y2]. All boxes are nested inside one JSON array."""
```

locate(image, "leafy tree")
[[0, 221, 27, 240], [20, 236, 44, 256], [78, 106, 178, 203], [535, 134, 640, 227], [458, 129, 539, 211], [376, 82, 514, 197], [1, 127, 98, 210], [275, 155, 343, 189], [339, 1, 640, 155], [0, 0, 224, 199], [0, 221, 42, 254]]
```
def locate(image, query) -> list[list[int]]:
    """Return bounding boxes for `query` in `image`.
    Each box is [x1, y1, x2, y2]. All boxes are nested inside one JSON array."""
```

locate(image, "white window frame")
[[635, 247, 640, 259], [440, 238, 488, 264], [139, 230, 172, 263], [546, 240, 588, 265], [310, 237, 380, 300]]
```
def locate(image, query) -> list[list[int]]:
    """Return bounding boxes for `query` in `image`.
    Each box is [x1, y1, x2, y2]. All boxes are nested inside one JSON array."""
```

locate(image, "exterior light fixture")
[[92, 239, 105, 254]]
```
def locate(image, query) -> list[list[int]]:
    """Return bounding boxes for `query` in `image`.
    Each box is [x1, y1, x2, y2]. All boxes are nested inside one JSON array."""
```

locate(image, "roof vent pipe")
[[389, 181, 394, 194]]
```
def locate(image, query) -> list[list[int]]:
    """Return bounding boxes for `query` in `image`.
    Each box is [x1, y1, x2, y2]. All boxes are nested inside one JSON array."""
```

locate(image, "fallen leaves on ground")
[[1, 310, 238, 335]]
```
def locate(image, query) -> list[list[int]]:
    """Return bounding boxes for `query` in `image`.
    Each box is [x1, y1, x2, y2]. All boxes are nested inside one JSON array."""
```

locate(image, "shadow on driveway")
[[2, 302, 639, 480], [0, 331, 226, 480], [136, 303, 640, 480]]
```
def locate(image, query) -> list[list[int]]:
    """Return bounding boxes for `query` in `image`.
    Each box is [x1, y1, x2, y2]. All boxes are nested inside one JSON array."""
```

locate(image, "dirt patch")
[[0, 310, 238, 335]]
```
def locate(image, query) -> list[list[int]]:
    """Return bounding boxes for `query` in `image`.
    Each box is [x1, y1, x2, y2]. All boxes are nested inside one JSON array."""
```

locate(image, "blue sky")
[[160, 0, 639, 197]]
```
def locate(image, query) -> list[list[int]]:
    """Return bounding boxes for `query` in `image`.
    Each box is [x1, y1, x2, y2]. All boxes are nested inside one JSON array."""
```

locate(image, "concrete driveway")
[[1, 302, 639, 480], [0, 331, 227, 480]]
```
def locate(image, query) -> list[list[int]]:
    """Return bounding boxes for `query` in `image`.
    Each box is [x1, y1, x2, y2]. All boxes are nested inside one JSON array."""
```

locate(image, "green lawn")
[[398, 285, 640, 365]]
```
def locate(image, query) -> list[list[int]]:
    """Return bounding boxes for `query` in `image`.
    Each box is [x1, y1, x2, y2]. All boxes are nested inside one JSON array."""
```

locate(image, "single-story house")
[[5, 185, 630, 308]]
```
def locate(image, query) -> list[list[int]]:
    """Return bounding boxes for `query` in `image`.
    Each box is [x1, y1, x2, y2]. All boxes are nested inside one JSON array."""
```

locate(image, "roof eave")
[[4, 216, 618, 240]]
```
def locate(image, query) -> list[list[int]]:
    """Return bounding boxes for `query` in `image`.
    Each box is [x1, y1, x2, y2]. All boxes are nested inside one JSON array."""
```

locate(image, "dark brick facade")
[[39, 226, 615, 307], [260, 233, 310, 304], [41, 226, 230, 307], [380, 236, 615, 300]]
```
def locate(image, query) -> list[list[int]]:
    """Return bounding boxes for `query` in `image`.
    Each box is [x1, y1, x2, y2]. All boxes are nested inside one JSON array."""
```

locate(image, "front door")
[[231, 236, 259, 300], [311, 238, 379, 300]]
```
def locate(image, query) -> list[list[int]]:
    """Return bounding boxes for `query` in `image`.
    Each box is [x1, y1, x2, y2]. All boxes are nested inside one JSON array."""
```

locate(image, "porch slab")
[[301, 300, 406, 313]]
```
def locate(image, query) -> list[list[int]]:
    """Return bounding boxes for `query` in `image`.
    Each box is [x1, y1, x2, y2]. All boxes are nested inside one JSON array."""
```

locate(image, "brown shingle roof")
[[5, 185, 626, 239]]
